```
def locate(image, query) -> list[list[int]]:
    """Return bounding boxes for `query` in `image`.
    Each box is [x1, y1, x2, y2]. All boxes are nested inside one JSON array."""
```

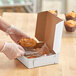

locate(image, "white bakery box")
[[17, 11, 64, 68]]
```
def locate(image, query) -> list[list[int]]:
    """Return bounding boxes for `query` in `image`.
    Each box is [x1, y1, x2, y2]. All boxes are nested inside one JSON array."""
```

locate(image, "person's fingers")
[[17, 52, 21, 57], [20, 51, 25, 56], [19, 49, 25, 56], [16, 50, 24, 57], [18, 45, 25, 52], [14, 44, 25, 57]]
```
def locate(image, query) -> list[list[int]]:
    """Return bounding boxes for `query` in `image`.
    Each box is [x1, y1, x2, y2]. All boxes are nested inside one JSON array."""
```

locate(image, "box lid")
[[35, 11, 63, 54]]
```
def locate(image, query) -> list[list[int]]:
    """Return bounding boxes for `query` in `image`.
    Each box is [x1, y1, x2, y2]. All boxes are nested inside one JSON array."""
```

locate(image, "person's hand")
[[1, 42, 25, 60], [6, 25, 30, 43]]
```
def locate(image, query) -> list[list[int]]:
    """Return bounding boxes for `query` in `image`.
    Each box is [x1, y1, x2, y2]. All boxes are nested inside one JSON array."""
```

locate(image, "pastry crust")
[[65, 11, 76, 20], [19, 38, 37, 48], [64, 20, 76, 27], [49, 10, 57, 16], [66, 11, 76, 18]]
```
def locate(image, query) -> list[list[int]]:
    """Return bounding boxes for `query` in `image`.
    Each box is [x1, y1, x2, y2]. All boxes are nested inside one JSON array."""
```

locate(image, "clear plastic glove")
[[1, 42, 25, 60], [0, 16, 30, 43], [6, 25, 30, 43]]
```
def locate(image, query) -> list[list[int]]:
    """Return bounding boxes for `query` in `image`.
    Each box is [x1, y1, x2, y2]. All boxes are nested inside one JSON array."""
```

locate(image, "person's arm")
[[0, 17, 26, 59], [0, 41, 5, 51], [0, 16, 30, 43], [0, 16, 10, 32]]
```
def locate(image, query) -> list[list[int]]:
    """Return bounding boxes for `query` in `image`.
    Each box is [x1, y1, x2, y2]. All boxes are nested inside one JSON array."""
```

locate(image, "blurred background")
[[0, 0, 76, 15]]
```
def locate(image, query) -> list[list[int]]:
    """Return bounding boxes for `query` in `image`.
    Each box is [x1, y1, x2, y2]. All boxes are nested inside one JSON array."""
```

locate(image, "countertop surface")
[[0, 12, 76, 76]]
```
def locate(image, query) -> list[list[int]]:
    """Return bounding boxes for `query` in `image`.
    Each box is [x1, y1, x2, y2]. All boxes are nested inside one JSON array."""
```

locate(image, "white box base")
[[17, 53, 59, 68]]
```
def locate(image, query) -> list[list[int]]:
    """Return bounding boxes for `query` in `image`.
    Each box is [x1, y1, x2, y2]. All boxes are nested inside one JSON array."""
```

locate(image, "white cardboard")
[[17, 53, 59, 68], [53, 21, 64, 53], [17, 20, 64, 68]]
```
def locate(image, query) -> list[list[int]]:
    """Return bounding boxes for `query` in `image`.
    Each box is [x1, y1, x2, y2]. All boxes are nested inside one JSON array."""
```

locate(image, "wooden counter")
[[0, 12, 76, 76]]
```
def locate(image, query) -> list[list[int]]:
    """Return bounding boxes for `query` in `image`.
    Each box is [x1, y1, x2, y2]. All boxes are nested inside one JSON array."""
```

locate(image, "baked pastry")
[[19, 38, 50, 59], [19, 38, 37, 48], [49, 10, 58, 16], [65, 11, 76, 20], [64, 20, 76, 32]]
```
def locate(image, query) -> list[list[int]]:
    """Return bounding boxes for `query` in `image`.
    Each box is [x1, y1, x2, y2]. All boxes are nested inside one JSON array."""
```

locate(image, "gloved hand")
[[6, 25, 30, 43], [1, 42, 25, 60], [0, 16, 30, 43]]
